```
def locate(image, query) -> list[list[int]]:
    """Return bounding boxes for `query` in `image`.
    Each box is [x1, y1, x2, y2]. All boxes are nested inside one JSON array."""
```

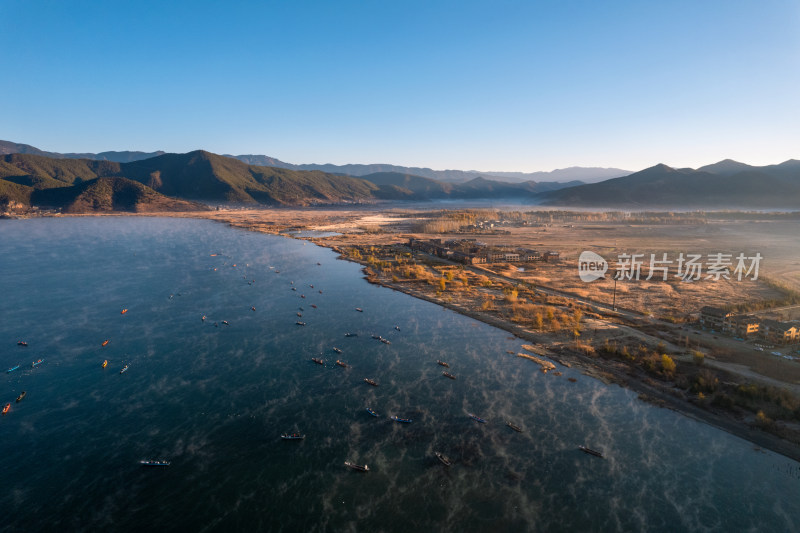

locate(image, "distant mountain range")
[[0, 140, 166, 163], [1, 140, 798, 210], [227, 156, 629, 184], [540, 160, 800, 208], [0, 140, 626, 184], [0, 149, 581, 211]]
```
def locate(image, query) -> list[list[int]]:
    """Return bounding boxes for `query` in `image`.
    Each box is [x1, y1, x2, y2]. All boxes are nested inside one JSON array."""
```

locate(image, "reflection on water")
[[0, 217, 797, 532]]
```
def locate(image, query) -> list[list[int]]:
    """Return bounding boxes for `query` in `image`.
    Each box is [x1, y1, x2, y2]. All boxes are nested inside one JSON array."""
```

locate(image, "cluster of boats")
[[139, 460, 171, 467]]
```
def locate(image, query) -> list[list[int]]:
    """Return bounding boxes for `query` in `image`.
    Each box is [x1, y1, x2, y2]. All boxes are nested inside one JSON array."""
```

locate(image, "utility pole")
[[612, 277, 617, 311]]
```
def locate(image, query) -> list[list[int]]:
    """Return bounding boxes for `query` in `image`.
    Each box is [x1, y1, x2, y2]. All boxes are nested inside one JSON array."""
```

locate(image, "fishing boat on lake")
[[2, 403, 9, 415], [139, 460, 171, 466], [345, 332, 357, 337], [506, 421, 523, 432], [355, 308, 363, 312], [312, 358, 324, 365], [32, 359, 43, 368], [6, 365, 20, 373], [16, 391, 26, 402], [102, 360, 108, 368], [435, 452, 452, 466], [296, 321, 306, 326], [344, 461, 369, 472], [333, 347, 342, 354], [578, 445, 604, 458], [437, 360, 449, 368], [366, 408, 379, 417], [335, 360, 347, 368], [391, 416, 412, 423], [364, 378, 378, 387], [468, 413, 487, 423], [17, 341, 27, 347], [121, 309, 128, 314], [380, 338, 391, 344], [120, 365, 129, 374], [281, 433, 305, 440], [394, 326, 400, 331], [311, 304, 317, 308], [442, 371, 456, 380], [102, 340, 110, 346]]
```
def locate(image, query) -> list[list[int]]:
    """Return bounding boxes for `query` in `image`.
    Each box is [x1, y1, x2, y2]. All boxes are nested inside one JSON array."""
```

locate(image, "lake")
[[1, 217, 797, 532]]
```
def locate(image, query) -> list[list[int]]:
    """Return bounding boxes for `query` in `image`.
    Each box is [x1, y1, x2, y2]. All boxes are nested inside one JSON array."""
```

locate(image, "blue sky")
[[2, 0, 799, 172]]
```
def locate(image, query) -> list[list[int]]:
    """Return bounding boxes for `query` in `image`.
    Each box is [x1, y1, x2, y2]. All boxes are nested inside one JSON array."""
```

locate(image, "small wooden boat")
[[394, 326, 400, 331], [468, 413, 487, 423], [317, 262, 321, 266], [578, 445, 604, 458], [300, 294, 305, 299], [333, 347, 342, 354], [120, 365, 129, 374], [102, 360, 108, 368], [251, 307, 256, 311], [355, 308, 363, 312], [17, 341, 27, 347], [2, 403, 10, 415], [139, 460, 171, 466], [364, 378, 378, 387], [221, 320, 229, 325], [371, 335, 381, 340], [309, 284, 314, 288], [380, 338, 391, 345], [319, 290, 323, 294], [335, 360, 347, 368], [311, 304, 317, 308], [297, 312, 303, 317], [437, 360, 449, 368], [435, 452, 452, 466], [345, 333, 357, 337], [296, 321, 306, 326], [344, 461, 369, 472], [202, 315, 206, 321], [16, 391, 26, 402], [442, 371, 456, 380], [506, 421, 523, 433], [7, 365, 20, 373], [366, 408, 379, 417], [292, 287, 297, 291], [391, 416, 412, 423], [312, 358, 324, 365], [32, 359, 43, 367], [121, 309, 128, 315], [281, 433, 305, 440], [102, 340, 110, 346]]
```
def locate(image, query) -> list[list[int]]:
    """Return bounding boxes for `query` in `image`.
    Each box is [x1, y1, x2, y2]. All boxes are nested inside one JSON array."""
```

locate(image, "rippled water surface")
[[1, 217, 798, 532]]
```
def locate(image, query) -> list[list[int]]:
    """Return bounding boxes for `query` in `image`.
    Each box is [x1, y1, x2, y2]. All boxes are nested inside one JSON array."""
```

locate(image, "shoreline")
[[354, 266, 800, 463], [24, 210, 800, 463]]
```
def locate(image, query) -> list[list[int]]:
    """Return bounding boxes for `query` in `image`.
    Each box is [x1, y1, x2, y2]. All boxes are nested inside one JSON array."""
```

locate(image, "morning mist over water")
[[0, 217, 797, 532]]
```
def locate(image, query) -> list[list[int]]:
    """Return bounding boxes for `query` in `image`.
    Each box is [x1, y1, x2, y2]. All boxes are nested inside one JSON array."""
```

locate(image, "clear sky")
[[2, 0, 799, 172]]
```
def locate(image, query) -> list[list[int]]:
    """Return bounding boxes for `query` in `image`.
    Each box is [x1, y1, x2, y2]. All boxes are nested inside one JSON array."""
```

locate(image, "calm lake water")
[[1, 217, 798, 532]]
